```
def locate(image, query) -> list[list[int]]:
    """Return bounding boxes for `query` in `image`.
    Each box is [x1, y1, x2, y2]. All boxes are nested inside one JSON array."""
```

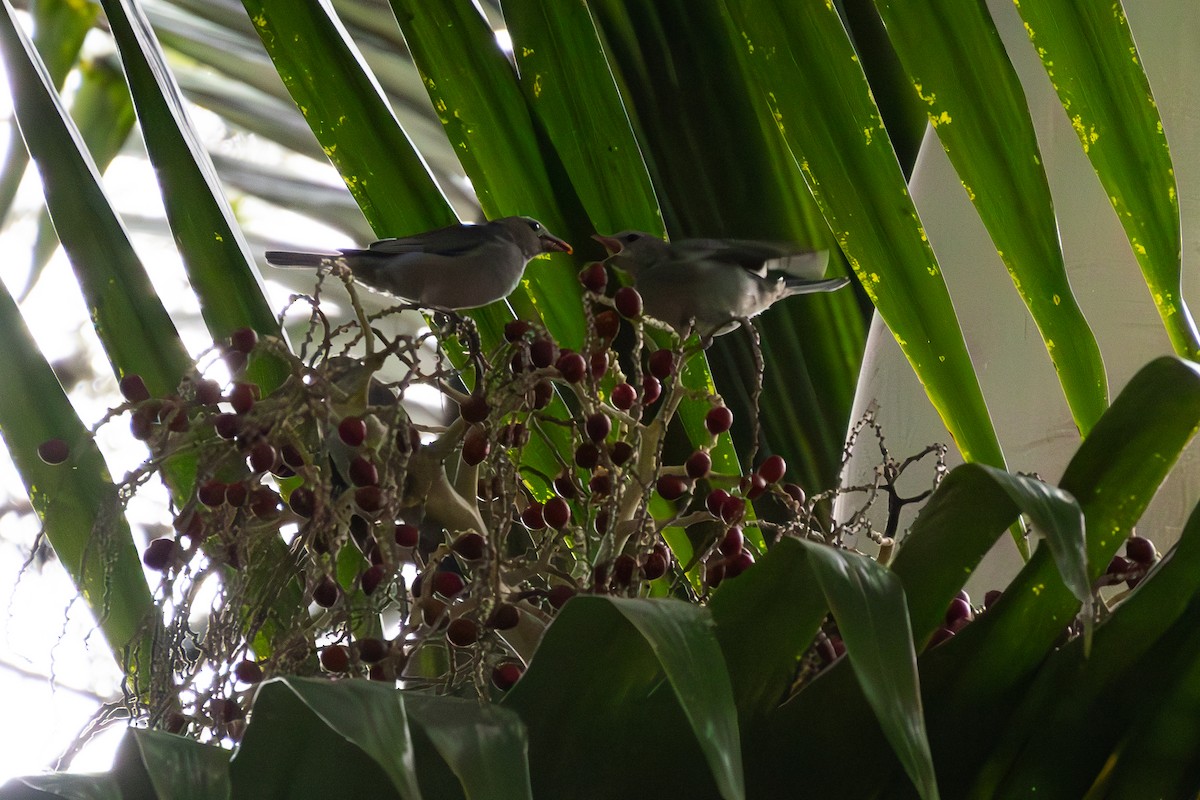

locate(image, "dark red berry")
[[613, 554, 638, 586], [745, 473, 768, 500], [556, 352, 587, 383], [725, 550, 755, 578], [249, 488, 281, 518], [224, 482, 248, 507], [705, 405, 733, 435], [194, 379, 223, 406], [462, 425, 490, 466], [706, 559, 726, 589], [719, 495, 746, 524], [230, 327, 258, 355], [521, 502, 546, 530], [338, 416, 367, 447], [610, 441, 634, 466], [1107, 555, 1131, 575], [574, 442, 600, 469], [531, 379, 554, 409], [544, 497, 571, 529], [361, 564, 387, 595], [120, 374, 151, 403], [504, 320, 533, 342], [355, 486, 384, 515], [614, 286, 643, 318], [281, 444, 305, 468], [706, 489, 731, 517], [289, 487, 316, 518], [593, 310, 620, 342], [486, 604, 520, 630], [459, 394, 489, 424], [589, 472, 612, 496], [643, 552, 668, 581], [585, 412, 611, 442], [1126, 536, 1156, 565], [553, 474, 578, 499], [783, 483, 806, 507], [229, 382, 258, 415], [198, 480, 226, 507], [356, 637, 388, 663], [686, 450, 712, 479], [433, 571, 466, 598], [611, 383, 636, 411], [945, 597, 974, 625], [656, 474, 689, 501], [248, 441, 277, 473], [984, 589, 1003, 608], [758, 454, 787, 484], [648, 349, 675, 380], [588, 351, 608, 381], [547, 584, 576, 609], [642, 375, 662, 404], [349, 455, 379, 487], [452, 532, 486, 560], [394, 523, 419, 548], [446, 617, 479, 647], [492, 662, 523, 690], [579, 262, 608, 293], [213, 697, 243, 723], [530, 338, 557, 369], [719, 527, 744, 558], [312, 576, 339, 608], [509, 350, 529, 374], [224, 350, 247, 375], [320, 645, 350, 672], [143, 538, 179, 571], [37, 438, 69, 465], [130, 408, 155, 440], [234, 659, 263, 684], [214, 413, 240, 439]]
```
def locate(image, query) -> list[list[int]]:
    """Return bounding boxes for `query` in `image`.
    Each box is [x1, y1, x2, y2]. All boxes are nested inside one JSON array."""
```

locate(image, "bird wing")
[[359, 222, 487, 258]]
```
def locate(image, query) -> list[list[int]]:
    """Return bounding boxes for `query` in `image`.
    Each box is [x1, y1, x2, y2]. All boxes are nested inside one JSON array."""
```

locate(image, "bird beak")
[[591, 233, 623, 255], [542, 233, 573, 255]]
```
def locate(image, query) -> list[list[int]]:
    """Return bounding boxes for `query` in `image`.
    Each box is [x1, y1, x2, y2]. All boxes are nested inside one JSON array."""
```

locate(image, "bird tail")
[[264, 250, 340, 269], [766, 249, 830, 280], [782, 276, 851, 295]]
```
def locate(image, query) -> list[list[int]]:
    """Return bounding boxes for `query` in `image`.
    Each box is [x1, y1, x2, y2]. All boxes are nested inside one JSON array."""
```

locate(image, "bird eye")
[[527, 220, 542, 232], [622, 234, 638, 243]]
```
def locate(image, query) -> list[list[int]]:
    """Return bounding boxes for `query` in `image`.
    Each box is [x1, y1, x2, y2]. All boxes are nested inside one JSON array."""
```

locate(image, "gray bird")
[[266, 216, 572, 309], [593, 231, 849, 337]]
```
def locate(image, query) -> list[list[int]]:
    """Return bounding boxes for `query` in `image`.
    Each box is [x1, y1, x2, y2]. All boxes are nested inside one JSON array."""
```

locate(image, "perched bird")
[[593, 231, 849, 337], [266, 216, 572, 310]]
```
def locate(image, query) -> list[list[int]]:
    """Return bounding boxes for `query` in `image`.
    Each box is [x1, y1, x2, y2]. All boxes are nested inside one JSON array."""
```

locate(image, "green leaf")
[[97, 0, 288, 389], [503, 596, 744, 800], [721, 0, 1008, 478], [232, 677, 418, 799], [403, 693, 532, 800], [1015, 0, 1199, 358], [0, 0, 192, 397], [117, 729, 231, 800], [0, 775, 122, 800], [799, 540, 939, 800], [242, 0, 458, 235], [977, 499, 1200, 797], [872, 0, 1108, 434], [30, 55, 138, 286], [709, 537, 827, 719], [502, 0, 663, 238]]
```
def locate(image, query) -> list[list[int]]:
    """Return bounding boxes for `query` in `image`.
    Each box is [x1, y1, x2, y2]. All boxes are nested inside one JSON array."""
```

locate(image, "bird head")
[[591, 231, 672, 270], [497, 216, 573, 260]]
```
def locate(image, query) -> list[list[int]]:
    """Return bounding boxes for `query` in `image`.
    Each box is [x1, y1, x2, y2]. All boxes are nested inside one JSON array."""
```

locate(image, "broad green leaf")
[[917, 356, 1200, 795], [722, 0, 1009, 478], [30, 56, 138, 285], [503, 596, 744, 800], [709, 537, 827, 718], [98, 0, 288, 390], [0, 279, 156, 690], [0, 0, 192, 397], [232, 678, 419, 799], [117, 729, 231, 800], [873, 0, 1108, 435], [800, 540, 939, 800], [979, 499, 1200, 797], [1015, 0, 1199, 358], [502, 0, 664, 238], [403, 693, 532, 800]]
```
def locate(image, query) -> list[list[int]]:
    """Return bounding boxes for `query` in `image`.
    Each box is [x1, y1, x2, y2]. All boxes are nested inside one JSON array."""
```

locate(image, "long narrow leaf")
[[99, 0, 289, 389], [1015, 0, 1199, 358], [722, 0, 1009, 478], [873, 0, 1108, 434]]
